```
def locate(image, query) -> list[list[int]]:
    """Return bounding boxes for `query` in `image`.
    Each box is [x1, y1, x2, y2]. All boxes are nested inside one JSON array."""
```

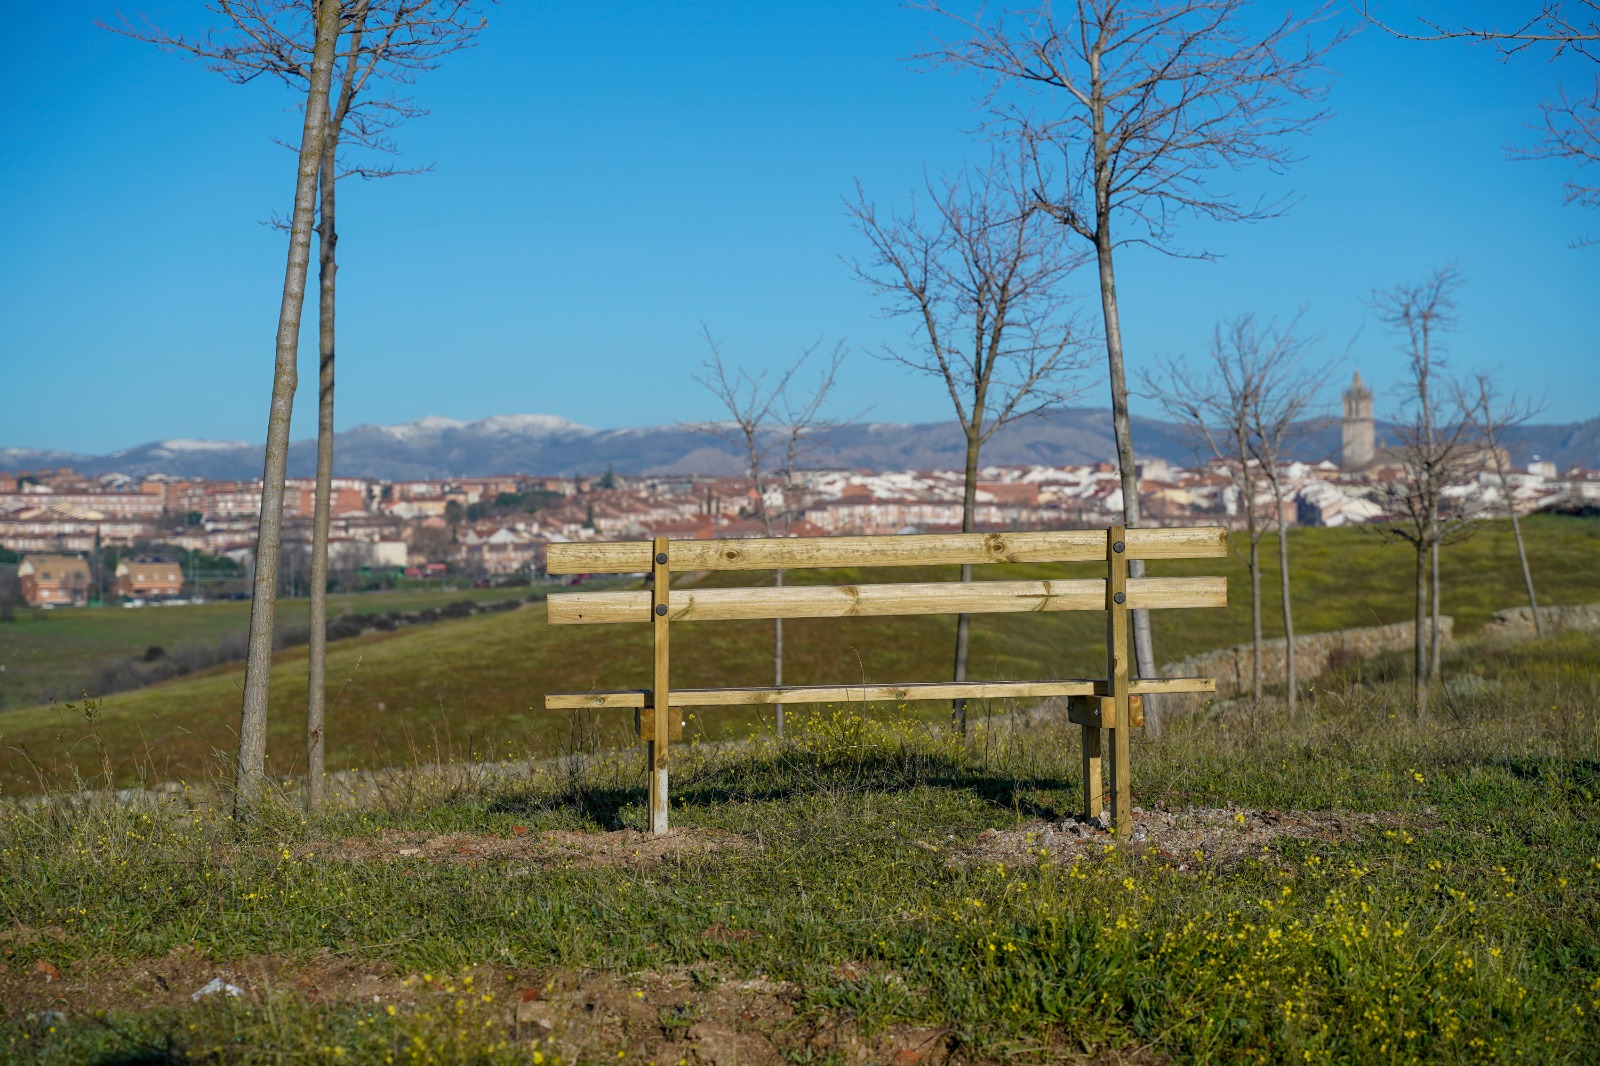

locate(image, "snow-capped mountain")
[[3, 411, 1595, 480]]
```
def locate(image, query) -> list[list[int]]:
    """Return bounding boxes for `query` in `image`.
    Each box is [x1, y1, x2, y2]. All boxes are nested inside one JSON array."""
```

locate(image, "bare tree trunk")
[[1235, 462, 1262, 709], [1480, 426, 1542, 637], [1423, 354, 1443, 683], [1429, 529, 1443, 681], [1248, 518, 1262, 706], [1413, 540, 1429, 717], [305, 118, 339, 815], [1275, 507, 1297, 717], [774, 569, 784, 738], [1510, 510, 1541, 635], [1499, 482, 1542, 640], [1093, 230, 1159, 732], [952, 428, 980, 735], [235, 0, 341, 816]]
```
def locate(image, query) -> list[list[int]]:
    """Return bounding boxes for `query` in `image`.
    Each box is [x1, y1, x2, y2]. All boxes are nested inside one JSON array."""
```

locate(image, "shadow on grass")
[[680, 768, 1070, 821], [1459, 755, 1600, 797], [482, 746, 1076, 831], [91, 1053, 187, 1066], [928, 771, 1073, 822], [487, 785, 639, 830], [79, 1020, 188, 1065], [522, 753, 1072, 824]]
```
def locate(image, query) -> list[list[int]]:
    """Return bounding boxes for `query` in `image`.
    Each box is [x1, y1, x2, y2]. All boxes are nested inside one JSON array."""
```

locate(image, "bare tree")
[[1360, 2, 1599, 242], [847, 165, 1092, 734], [1144, 313, 1331, 717], [921, 0, 1348, 730], [1372, 266, 1482, 716], [694, 331, 847, 738], [1469, 374, 1547, 636], [1143, 325, 1273, 711], [109, 1, 487, 811], [304, 3, 484, 812], [130, 0, 342, 813], [1238, 317, 1335, 718]]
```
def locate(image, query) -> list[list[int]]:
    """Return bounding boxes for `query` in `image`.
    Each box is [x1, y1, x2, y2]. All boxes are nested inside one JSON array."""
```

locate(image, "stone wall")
[[1159, 616, 1453, 711], [1483, 602, 1600, 636]]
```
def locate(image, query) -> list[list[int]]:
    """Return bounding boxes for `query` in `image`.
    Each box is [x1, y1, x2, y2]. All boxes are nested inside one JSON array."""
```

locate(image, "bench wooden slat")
[[545, 676, 1217, 710], [547, 526, 1227, 574], [548, 575, 1225, 625]]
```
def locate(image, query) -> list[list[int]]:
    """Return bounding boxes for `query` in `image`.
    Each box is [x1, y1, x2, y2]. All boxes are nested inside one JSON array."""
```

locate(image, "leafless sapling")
[[1145, 313, 1331, 717], [1469, 373, 1547, 635], [920, 0, 1349, 729], [132, 0, 342, 814], [1238, 317, 1336, 718], [694, 330, 847, 738], [847, 164, 1093, 734], [1143, 315, 1298, 713], [107, 1, 487, 811], [1372, 265, 1484, 717]]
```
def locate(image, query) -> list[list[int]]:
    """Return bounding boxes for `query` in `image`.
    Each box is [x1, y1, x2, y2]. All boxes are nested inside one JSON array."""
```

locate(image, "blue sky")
[[2, 1, 1596, 455]]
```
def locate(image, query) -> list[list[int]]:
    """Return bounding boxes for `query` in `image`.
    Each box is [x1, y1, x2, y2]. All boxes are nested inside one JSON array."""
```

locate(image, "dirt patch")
[[804, 1015, 955, 1065], [512, 969, 798, 1065], [0, 943, 413, 1018], [315, 825, 756, 870], [530, 970, 960, 1066], [954, 806, 1410, 869], [0, 953, 963, 1065], [0, 952, 732, 1052]]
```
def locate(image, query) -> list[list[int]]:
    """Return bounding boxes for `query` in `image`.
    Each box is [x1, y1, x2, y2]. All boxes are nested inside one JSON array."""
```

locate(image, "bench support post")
[[649, 536, 671, 835], [1080, 710, 1104, 821], [1106, 525, 1133, 834]]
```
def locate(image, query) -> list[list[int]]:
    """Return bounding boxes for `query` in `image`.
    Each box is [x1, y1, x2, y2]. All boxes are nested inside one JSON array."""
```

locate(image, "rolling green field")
[[0, 585, 535, 713], [1, 630, 1596, 1062], [1, 516, 1596, 794]]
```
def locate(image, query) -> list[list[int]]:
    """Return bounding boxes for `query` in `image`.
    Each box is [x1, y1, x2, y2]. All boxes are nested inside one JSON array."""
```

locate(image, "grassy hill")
[[0, 584, 534, 712], [1, 516, 1596, 793]]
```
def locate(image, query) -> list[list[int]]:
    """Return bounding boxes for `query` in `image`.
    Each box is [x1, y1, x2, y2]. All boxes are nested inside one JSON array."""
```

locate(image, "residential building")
[[0, 490, 166, 520], [114, 557, 184, 600], [0, 501, 150, 552], [18, 553, 91, 606], [328, 538, 408, 569], [459, 525, 545, 574]]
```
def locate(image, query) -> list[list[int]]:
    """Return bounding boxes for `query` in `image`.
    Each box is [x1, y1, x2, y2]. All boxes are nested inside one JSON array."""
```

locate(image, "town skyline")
[[6, 421, 1593, 608], [2, 2, 1597, 455]]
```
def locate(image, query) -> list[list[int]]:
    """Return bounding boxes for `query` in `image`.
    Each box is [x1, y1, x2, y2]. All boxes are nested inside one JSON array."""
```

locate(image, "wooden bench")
[[545, 525, 1227, 835]]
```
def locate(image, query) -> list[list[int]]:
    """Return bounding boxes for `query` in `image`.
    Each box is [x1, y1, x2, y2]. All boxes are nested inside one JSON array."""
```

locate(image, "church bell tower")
[[1341, 370, 1374, 470]]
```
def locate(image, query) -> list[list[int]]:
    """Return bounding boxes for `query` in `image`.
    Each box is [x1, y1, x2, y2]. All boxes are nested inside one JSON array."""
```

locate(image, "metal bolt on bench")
[[545, 525, 1228, 835]]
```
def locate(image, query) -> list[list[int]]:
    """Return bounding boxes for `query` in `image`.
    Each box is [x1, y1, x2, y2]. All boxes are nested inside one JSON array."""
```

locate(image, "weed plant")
[[1, 633, 1597, 1062]]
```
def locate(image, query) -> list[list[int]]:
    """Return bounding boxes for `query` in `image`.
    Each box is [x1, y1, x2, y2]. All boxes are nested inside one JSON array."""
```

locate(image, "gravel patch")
[[954, 805, 1410, 869]]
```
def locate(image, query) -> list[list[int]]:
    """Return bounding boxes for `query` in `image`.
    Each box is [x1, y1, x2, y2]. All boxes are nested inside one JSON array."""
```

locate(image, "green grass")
[[0, 631, 1596, 1063], [1, 517, 1596, 794], [0, 584, 534, 712]]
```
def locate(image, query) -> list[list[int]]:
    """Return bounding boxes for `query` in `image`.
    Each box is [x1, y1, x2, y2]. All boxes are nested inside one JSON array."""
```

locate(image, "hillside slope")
[[2, 517, 1596, 792]]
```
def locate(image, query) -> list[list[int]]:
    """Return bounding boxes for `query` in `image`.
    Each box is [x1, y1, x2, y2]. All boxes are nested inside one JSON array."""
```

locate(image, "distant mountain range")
[[3, 409, 1596, 480]]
